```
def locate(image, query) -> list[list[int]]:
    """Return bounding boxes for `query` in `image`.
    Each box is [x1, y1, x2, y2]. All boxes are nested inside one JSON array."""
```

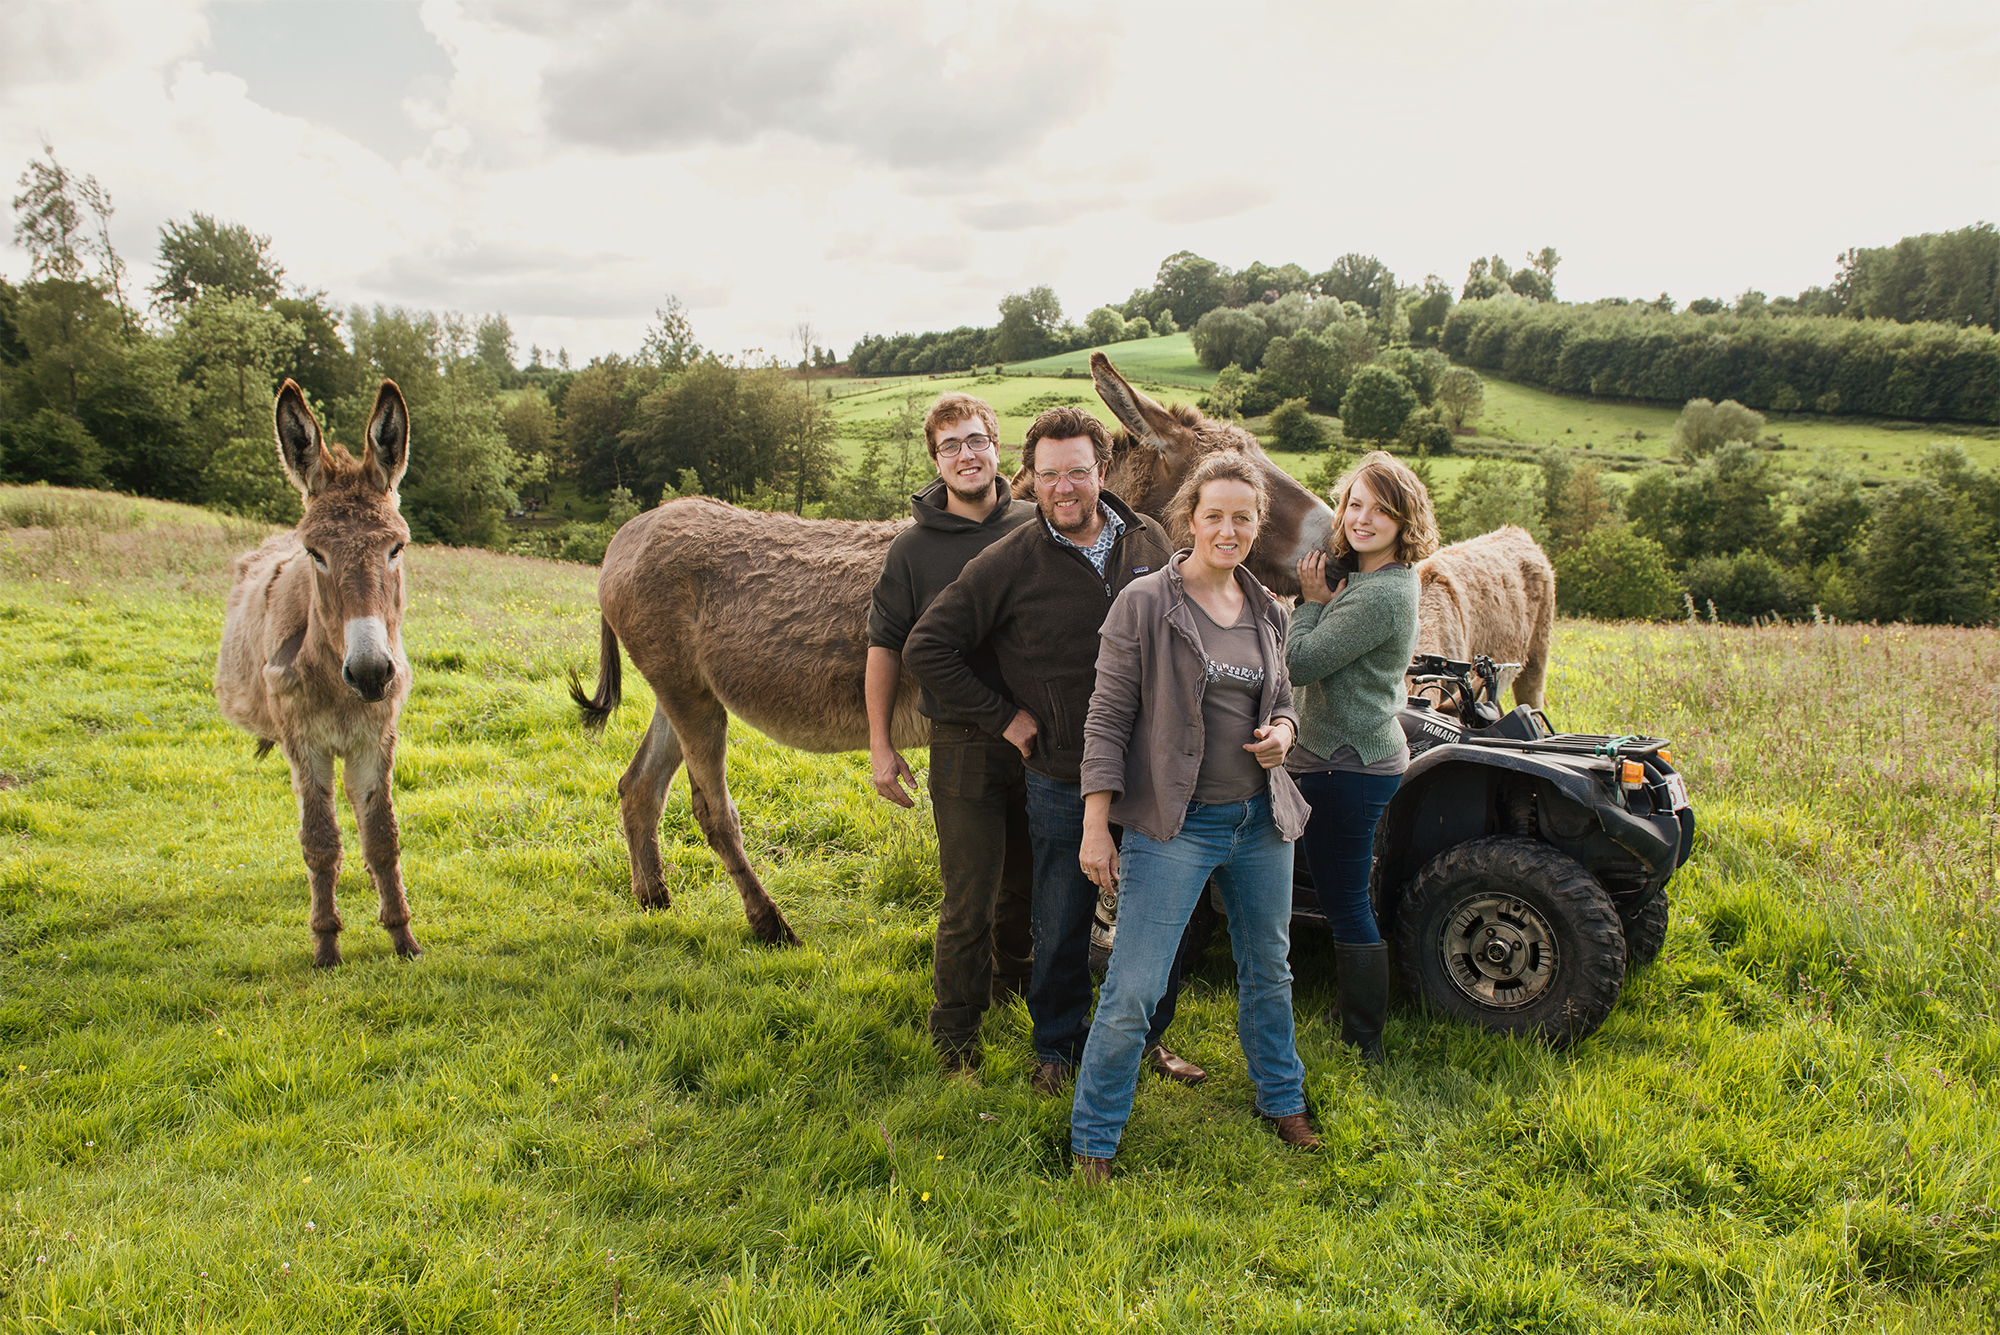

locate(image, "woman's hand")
[[1244, 719, 1293, 770], [1080, 817, 1119, 890], [1297, 551, 1334, 604]]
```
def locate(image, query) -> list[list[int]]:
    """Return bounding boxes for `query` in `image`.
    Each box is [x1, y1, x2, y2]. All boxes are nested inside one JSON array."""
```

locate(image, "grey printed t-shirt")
[[1189, 597, 1268, 803]]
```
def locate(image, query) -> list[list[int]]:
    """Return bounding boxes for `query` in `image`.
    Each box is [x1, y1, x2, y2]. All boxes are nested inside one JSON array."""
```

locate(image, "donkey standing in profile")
[[216, 380, 421, 967], [569, 352, 1333, 945]]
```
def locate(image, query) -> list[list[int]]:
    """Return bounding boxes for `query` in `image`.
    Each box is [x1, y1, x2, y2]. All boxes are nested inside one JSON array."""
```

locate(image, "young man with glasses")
[[866, 392, 1036, 1077], [904, 406, 1204, 1098]]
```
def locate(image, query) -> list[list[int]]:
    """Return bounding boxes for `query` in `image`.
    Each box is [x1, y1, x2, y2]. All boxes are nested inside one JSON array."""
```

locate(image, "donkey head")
[[1089, 352, 1332, 596], [274, 379, 412, 704]]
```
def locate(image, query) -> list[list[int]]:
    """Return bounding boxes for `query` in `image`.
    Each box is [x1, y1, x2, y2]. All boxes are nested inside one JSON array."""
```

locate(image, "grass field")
[[3, 486, 1998, 1332], [997, 333, 1215, 388], [820, 334, 1999, 506]]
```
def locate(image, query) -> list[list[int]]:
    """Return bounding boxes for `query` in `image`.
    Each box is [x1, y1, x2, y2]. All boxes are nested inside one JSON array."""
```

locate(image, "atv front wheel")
[[1620, 890, 1670, 969], [1398, 837, 1626, 1045]]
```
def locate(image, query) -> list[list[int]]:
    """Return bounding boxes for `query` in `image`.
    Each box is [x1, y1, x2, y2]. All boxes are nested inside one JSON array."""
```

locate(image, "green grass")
[[4, 485, 1996, 1332], [1467, 376, 2000, 485], [822, 341, 1999, 507], [997, 333, 1215, 388]]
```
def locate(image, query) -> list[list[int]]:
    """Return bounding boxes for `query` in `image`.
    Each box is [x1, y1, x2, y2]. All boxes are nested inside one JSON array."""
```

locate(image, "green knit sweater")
[[1284, 564, 1419, 766]]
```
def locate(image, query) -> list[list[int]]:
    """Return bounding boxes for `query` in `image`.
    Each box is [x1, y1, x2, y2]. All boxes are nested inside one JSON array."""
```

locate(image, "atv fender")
[[1369, 745, 1678, 933]]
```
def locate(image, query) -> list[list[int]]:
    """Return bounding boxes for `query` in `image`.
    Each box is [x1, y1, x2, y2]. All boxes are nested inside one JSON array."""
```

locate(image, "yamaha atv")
[[1295, 654, 1695, 1045], [1089, 654, 1695, 1047]]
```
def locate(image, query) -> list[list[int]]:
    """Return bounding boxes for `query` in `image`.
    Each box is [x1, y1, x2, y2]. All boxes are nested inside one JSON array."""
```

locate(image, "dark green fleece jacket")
[[902, 492, 1174, 784], [867, 478, 1032, 723], [1285, 563, 1419, 766]]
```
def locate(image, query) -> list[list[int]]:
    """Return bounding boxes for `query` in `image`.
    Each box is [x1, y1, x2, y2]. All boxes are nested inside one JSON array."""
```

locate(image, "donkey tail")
[[567, 616, 623, 734], [254, 738, 276, 760]]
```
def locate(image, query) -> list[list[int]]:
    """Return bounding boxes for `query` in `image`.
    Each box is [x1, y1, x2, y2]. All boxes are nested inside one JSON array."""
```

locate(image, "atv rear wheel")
[[1398, 837, 1626, 1045], [1619, 890, 1670, 969]]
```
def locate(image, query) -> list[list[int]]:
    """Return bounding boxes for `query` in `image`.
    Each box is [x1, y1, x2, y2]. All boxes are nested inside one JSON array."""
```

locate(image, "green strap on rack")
[[1594, 735, 1643, 757]]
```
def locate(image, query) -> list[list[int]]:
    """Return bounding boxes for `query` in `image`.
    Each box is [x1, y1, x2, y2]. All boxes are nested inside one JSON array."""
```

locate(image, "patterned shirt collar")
[[1044, 502, 1125, 575]]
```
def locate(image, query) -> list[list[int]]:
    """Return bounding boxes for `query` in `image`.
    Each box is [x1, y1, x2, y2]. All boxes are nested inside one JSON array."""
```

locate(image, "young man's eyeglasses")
[[1033, 466, 1097, 487], [935, 434, 996, 459]]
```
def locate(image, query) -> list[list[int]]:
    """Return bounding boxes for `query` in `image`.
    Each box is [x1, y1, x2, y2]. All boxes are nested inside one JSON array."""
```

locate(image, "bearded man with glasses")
[[906, 406, 1203, 1098], [866, 392, 1036, 1077]]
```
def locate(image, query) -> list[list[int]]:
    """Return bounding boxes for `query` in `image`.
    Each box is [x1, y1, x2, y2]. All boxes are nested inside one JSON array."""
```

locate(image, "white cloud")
[[0, 0, 1994, 363]]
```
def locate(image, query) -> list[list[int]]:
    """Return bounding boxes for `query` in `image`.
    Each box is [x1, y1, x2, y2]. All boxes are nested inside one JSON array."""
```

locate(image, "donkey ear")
[[362, 379, 410, 493], [1090, 351, 1188, 458], [273, 380, 331, 497]]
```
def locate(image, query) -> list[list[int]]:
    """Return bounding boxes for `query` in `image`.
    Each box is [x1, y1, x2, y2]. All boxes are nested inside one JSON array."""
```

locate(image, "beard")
[[1042, 492, 1099, 534], [945, 473, 994, 506]]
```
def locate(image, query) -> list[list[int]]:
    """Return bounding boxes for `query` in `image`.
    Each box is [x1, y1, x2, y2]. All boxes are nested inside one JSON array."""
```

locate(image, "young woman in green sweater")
[[1284, 451, 1438, 1061]]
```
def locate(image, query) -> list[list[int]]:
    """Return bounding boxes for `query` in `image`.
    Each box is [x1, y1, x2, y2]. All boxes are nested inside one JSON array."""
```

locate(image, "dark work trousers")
[[1294, 768, 1403, 945], [1023, 769, 1184, 1067], [926, 722, 1035, 1056]]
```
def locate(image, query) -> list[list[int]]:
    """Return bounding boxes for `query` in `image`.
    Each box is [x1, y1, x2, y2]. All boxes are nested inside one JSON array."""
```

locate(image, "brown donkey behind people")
[[215, 380, 420, 967]]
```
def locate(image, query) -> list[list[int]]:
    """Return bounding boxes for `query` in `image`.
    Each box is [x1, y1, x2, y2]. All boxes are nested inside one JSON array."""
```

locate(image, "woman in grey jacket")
[[1285, 450, 1438, 1062], [1069, 455, 1317, 1181]]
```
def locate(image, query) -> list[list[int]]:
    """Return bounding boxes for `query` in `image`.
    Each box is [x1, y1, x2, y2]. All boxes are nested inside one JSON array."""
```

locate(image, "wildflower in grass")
[[301, 1175, 311, 1184], [303, 1221, 315, 1234], [549, 1073, 559, 1084], [935, 1153, 943, 1160], [921, 1192, 930, 1202]]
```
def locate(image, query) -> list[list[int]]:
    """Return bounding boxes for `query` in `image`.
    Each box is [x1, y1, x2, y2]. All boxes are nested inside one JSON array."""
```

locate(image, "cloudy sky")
[[3, 0, 1996, 364]]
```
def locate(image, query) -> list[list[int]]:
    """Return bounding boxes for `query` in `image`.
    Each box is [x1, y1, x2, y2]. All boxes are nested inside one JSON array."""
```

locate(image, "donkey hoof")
[[757, 914, 803, 948], [312, 932, 343, 968], [635, 889, 672, 911], [387, 926, 423, 958]]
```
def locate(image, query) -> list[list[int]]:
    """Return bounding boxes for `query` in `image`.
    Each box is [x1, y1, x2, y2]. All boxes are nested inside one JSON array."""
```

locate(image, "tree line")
[[1441, 298, 2000, 424], [0, 148, 851, 556]]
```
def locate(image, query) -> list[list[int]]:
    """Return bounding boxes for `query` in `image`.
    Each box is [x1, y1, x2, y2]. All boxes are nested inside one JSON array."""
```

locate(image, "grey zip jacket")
[[1079, 553, 1310, 844]]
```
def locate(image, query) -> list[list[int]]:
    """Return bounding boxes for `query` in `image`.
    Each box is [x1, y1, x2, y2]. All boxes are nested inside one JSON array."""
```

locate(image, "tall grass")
[[0, 484, 1995, 1332]]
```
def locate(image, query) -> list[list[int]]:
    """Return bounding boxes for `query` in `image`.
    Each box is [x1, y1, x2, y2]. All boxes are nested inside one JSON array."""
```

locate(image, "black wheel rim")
[[1438, 892, 1557, 1011]]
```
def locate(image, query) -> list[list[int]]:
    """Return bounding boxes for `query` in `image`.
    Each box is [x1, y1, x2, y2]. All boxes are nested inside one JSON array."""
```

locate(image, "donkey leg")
[[344, 737, 421, 958], [287, 744, 345, 968], [672, 701, 802, 947], [617, 705, 685, 909]]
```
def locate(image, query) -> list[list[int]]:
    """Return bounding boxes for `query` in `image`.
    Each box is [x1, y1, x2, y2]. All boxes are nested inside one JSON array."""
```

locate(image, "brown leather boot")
[[1144, 1045, 1208, 1086], [1073, 1154, 1112, 1184], [1031, 1061, 1071, 1098], [1263, 1112, 1322, 1149]]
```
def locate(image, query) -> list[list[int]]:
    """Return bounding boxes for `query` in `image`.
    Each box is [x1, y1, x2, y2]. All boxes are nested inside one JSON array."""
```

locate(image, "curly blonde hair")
[[1329, 450, 1438, 565]]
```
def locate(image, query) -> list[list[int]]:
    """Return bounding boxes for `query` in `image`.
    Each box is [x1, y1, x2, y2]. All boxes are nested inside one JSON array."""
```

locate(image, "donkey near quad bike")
[[1094, 654, 1695, 1047]]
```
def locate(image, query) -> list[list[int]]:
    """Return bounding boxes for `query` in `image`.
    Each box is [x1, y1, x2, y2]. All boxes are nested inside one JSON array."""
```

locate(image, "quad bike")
[[1091, 655, 1695, 1047], [1297, 653, 1694, 1044]]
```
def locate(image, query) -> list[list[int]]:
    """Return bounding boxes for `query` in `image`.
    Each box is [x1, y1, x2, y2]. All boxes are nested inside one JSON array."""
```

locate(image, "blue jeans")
[[1023, 769, 1181, 1067], [1295, 769, 1402, 945], [1070, 793, 1305, 1159]]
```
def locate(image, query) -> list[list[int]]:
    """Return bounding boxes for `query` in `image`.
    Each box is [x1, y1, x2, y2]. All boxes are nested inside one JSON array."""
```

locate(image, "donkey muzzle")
[[342, 616, 397, 702]]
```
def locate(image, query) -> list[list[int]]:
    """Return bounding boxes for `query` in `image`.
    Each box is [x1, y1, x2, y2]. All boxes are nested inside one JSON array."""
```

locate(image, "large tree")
[[993, 286, 1065, 362], [1149, 251, 1226, 326], [1318, 253, 1394, 312], [1338, 363, 1418, 444], [151, 213, 284, 306]]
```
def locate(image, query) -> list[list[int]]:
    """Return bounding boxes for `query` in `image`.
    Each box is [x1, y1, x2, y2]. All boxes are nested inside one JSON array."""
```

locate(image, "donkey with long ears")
[[569, 351, 1332, 945], [216, 380, 420, 967]]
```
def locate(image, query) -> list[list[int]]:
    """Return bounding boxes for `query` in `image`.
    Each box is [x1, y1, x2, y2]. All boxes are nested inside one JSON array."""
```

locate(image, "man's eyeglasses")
[[1033, 466, 1098, 487], [935, 434, 995, 458]]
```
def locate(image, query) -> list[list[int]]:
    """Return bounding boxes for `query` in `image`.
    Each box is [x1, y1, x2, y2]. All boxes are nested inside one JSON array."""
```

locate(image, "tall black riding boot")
[[1330, 942, 1389, 1063]]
